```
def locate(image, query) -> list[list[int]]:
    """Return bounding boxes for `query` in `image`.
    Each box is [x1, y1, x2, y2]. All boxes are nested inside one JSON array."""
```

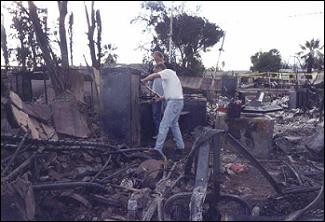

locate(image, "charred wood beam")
[[142, 197, 159, 221], [284, 162, 304, 186], [2, 130, 30, 175], [279, 186, 322, 196], [185, 127, 220, 176], [1, 135, 167, 163], [190, 141, 210, 221], [109, 183, 142, 193], [90, 155, 112, 182], [89, 194, 124, 208], [209, 131, 223, 220], [285, 181, 324, 221], [99, 163, 138, 183], [32, 181, 108, 192], [211, 131, 222, 206], [1, 134, 118, 149], [1, 143, 108, 152], [4, 147, 44, 182], [1, 142, 164, 160]]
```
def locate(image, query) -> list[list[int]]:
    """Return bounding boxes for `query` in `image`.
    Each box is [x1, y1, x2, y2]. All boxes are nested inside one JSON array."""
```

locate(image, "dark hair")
[[153, 51, 164, 59], [154, 63, 167, 71]]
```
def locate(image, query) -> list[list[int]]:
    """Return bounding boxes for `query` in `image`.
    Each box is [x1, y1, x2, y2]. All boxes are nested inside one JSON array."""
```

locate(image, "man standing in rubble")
[[149, 51, 175, 139], [141, 63, 185, 156]]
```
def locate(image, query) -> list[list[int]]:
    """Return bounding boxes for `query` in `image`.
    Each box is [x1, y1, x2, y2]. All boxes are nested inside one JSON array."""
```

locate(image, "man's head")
[[152, 51, 164, 64], [153, 63, 167, 73]]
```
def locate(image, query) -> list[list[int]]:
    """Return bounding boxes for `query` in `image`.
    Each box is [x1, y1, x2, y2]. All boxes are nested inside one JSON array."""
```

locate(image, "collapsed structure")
[[1, 65, 324, 221]]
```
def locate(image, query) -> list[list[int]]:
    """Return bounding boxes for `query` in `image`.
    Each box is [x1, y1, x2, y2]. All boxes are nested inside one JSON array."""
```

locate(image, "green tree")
[[250, 49, 282, 72], [297, 38, 324, 73], [133, 1, 224, 76]]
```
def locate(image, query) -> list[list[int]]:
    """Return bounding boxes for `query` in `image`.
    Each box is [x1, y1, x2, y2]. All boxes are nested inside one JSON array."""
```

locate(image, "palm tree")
[[297, 38, 324, 73]]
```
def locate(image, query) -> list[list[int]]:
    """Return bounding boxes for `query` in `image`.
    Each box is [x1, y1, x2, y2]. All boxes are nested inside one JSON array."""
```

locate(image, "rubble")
[[225, 162, 249, 175], [2, 90, 94, 140], [1, 80, 324, 221], [6, 91, 58, 140]]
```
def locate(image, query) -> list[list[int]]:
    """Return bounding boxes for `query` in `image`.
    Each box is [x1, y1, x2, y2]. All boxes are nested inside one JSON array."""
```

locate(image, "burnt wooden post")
[[190, 140, 210, 221], [212, 131, 221, 201]]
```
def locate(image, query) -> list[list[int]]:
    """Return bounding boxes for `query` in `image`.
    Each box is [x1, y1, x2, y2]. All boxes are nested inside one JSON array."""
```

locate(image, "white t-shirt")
[[158, 69, 183, 100]]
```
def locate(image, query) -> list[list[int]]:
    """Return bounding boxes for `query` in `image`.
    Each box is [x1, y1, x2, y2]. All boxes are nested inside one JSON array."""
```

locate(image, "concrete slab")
[[227, 114, 274, 158]]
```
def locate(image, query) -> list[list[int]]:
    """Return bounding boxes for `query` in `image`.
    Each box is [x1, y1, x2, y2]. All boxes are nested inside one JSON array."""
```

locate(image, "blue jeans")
[[155, 99, 185, 151], [152, 101, 163, 135]]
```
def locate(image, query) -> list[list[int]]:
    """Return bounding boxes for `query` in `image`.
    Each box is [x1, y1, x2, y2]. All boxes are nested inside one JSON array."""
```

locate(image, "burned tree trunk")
[[1, 13, 9, 70], [58, 1, 69, 69], [28, 1, 66, 95], [96, 10, 102, 67], [68, 12, 74, 66], [84, 1, 102, 112], [84, 1, 98, 69], [28, 32, 37, 69]]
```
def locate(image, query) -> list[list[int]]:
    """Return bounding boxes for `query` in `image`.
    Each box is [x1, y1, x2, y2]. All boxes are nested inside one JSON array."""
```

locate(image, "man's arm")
[[141, 73, 161, 83]]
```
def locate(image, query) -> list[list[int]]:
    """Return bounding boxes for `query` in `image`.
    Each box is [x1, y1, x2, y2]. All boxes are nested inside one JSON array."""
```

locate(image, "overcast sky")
[[1, 1, 324, 70]]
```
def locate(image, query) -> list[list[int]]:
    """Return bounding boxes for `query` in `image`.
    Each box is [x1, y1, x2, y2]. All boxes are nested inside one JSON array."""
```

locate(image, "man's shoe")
[[152, 148, 165, 159]]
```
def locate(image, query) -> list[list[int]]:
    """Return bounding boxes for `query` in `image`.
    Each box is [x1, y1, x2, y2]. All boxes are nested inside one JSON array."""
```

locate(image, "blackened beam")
[[1, 143, 107, 152], [285, 181, 324, 221], [90, 194, 124, 208], [32, 181, 108, 192], [1, 134, 118, 149], [3, 130, 30, 175], [190, 140, 210, 221], [211, 132, 222, 218], [1, 143, 156, 155], [4, 147, 43, 182], [184, 128, 221, 176]]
